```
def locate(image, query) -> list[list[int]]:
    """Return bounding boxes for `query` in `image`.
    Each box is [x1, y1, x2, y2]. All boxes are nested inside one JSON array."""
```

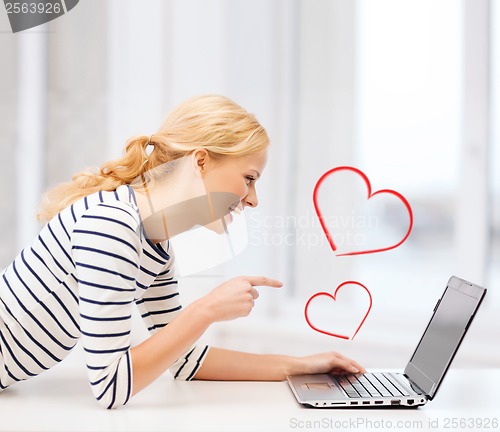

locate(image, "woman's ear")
[[191, 148, 210, 178]]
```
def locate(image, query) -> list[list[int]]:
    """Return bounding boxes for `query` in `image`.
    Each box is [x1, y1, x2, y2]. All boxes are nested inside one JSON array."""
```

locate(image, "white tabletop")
[[1, 366, 498, 432]]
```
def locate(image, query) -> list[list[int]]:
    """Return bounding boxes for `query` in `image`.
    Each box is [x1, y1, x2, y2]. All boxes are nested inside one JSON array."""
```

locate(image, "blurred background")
[[0, 0, 498, 371]]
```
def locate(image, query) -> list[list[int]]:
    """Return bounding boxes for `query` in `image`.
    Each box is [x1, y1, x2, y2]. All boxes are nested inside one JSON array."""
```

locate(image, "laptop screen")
[[404, 277, 486, 399]]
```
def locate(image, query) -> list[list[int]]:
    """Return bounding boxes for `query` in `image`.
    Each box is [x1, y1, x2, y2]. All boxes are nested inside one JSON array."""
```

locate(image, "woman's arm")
[[130, 276, 282, 395], [193, 347, 366, 381]]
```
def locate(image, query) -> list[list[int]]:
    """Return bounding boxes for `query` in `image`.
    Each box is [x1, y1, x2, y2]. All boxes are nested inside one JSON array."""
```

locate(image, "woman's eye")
[[245, 176, 255, 185]]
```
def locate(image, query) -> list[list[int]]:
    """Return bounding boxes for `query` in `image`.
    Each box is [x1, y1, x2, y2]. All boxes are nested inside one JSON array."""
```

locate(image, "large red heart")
[[313, 166, 413, 256], [304, 281, 372, 340]]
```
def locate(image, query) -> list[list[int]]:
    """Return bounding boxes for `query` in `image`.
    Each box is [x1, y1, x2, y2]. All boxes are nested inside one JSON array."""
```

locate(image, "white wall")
[[0, 0, 498, 369]]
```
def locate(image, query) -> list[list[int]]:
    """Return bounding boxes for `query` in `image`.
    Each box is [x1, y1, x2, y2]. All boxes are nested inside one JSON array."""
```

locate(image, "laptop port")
[[362, 401, 370, 405], [351, 401, 358, 405], [407, 399, 414, 405], [391, 400, 401, 405], [374, 401, 383, 405]]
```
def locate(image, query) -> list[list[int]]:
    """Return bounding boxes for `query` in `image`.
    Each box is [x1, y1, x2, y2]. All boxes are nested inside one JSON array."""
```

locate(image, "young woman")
[[0, 95, 364, 409]]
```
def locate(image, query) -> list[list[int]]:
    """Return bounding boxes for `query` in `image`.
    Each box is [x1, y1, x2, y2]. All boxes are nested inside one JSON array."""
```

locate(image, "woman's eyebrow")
[[249, 169, 261, 179]]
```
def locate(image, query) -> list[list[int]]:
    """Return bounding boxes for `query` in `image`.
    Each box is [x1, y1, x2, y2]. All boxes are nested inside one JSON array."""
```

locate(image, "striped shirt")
[[0, 185, 209, 409]]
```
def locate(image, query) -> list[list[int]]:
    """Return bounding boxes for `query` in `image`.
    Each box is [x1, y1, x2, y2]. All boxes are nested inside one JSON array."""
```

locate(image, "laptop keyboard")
[[336, 373, 411, 398]]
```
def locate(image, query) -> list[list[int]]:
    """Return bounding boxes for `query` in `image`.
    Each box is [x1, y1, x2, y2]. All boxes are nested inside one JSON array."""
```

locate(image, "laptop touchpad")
[[304, 382, 332, 390]]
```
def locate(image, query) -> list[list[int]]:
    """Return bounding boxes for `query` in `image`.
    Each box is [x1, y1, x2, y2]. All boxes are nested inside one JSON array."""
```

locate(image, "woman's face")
[[200, 150, 268, 232]]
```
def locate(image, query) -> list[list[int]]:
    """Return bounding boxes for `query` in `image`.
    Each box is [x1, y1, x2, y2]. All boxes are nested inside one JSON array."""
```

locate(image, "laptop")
[[287, 275, 486, 408]]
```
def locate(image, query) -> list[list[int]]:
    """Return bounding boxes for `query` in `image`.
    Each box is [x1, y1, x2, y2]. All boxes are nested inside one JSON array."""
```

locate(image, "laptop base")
[[287, 373, 428, 408]]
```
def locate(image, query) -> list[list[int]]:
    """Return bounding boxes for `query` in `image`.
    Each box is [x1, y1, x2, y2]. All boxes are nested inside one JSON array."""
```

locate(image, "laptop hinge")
[[404, 362, 436, 397], [400, 372, 430, 397]]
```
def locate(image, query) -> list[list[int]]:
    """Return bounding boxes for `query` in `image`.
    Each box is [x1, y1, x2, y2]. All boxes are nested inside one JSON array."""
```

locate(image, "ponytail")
[[37, 135, 152, 221]]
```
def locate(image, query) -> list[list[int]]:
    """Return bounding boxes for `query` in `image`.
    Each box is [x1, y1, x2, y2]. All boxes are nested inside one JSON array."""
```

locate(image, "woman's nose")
[[243, 189, 258, 208]]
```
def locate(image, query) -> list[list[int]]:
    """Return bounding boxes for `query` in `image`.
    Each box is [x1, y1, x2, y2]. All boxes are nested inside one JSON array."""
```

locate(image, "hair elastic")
[[145, 135, 154, 156]]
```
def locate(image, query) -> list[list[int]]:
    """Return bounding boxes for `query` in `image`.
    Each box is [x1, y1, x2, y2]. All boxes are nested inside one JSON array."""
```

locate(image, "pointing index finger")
[[245, 276, 283, 288]]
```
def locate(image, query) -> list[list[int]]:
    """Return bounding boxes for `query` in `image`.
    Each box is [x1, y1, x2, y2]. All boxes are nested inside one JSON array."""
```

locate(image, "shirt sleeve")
[[71, 202, 141, 409], [135, 243, 210, 381]]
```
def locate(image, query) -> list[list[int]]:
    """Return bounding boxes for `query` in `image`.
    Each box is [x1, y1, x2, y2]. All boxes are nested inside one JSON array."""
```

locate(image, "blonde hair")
[[37, 95, 269, 222]]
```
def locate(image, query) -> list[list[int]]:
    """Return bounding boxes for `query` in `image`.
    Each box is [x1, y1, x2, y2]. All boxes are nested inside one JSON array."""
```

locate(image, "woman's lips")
[[225, 204, 242, 225]]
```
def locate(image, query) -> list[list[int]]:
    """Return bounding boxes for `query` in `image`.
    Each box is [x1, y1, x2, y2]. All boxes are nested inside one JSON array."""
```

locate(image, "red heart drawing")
[[304, 281, 372, 340], [313, 166, 413, 256]]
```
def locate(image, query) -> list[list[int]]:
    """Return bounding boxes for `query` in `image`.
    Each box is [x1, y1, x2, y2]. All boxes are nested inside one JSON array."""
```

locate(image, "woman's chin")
[[204, 213, 233, 234]]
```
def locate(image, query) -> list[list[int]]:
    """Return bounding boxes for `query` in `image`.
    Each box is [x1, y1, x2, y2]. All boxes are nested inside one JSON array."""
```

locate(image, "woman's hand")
[[290, 352, 366, 376], [198, 276, 283, 323]]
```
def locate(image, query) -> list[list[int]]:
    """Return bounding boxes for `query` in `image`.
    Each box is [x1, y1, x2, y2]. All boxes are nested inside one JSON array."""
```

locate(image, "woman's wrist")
[[187, 297, 216, 328], [283, 355, 308, 377]]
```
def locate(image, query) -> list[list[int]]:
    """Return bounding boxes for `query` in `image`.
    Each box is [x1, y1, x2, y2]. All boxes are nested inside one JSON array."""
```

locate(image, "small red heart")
[[313, 166, 413, 256], [304, 281, 372, 340]]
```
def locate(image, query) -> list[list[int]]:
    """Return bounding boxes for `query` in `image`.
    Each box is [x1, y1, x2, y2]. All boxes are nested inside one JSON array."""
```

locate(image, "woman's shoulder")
[[60, 185, 141, 230]]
